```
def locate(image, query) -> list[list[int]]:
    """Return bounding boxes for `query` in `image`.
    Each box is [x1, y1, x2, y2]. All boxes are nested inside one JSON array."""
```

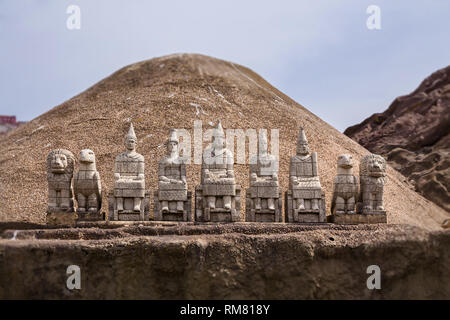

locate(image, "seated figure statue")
[[108, 123, 149, 221], [154, 129, 191, 221], [285, 127, 326, 222], [195, 121, 241, 222], [246, 130, 282, 222]]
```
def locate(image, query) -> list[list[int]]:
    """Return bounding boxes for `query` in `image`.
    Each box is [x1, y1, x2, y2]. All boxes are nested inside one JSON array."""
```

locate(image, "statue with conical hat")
[[195, 120, 241, 222], [246, 130, 282, 222], [285, 127, 326, 222], [109, 123, 148, 220], [154, 129, 191, 221]]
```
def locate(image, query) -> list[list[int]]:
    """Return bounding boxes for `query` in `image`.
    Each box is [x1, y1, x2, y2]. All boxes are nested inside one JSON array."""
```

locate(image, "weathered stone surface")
[[46, 211, 78, 226], [74, 149, 102, 219], [286, 127, 325, 222], [246, 131, 281, 222], [155, 129, 190, 221], [46, 149, 76, 219], [196, 121, 241, 222], [0, 222, 448, 299], [109, 123, 148, 221], [360, 154, 386, 214], [328, 212, 387, 224], [331, 154, 359, 214]]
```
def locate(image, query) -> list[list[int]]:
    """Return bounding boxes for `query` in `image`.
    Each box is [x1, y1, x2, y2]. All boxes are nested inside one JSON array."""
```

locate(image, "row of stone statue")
[[46, 121, 387, 224]]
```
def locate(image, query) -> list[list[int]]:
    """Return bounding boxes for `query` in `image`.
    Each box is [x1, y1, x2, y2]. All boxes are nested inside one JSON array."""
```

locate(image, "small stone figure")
[[359, 153, 386, 213], [46, 149, 76, 213], [195, 121, 241, 222], [246, 130, 282, 222], [285, 127, 325, 222], [331, 154, 359, 214], [108, 123, 149, 221], [74, 149, 102, 219], [154, 129, 192, 221]]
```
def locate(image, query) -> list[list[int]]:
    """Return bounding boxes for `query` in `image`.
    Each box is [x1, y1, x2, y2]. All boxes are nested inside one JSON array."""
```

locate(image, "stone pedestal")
[[285, 190, 326, 223], [77, 211, 105, 222], [108, 190, 150, 221], [328, 211, 387, 224], [154, 191, 192, 221], [246, 189, 282, 222], [46, 211, 78, 226], [195, 185, 242, 222]]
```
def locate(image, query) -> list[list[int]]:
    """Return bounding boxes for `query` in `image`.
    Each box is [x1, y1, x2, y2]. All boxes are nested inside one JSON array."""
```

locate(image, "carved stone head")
[[47, 149, 75, 174], [79, 149, 96, 164], [337, 154, 354, 169], [166, 129, 179, 155], [212, 120, 225, 150], [360, 154, 387, 177], [125, 123, 137, 151], [296, 127, 310, 155], [258, 130, 269, 156]]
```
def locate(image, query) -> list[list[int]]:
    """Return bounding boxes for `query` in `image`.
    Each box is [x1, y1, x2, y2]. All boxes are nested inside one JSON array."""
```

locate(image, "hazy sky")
[[0, 0, 449, 131]]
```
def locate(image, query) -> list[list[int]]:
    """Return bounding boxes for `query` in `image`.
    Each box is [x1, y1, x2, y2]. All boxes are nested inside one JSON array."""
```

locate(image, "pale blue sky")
[[0, 0, 449, 131]]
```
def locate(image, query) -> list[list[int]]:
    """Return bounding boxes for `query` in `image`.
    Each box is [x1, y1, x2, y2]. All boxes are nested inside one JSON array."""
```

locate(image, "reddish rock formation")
[[345, 66, 450, 212], [0, 115, 24, 135]]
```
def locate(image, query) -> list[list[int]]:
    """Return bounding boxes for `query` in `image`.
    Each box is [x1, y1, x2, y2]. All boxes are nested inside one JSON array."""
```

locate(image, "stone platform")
[[0, 221, 448, 299], [328, 212, 387, 224]]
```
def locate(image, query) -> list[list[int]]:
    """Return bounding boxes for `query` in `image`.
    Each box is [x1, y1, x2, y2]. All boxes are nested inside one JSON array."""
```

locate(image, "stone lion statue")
[[359, 153, 386, 212], [46, 149, 76, 213], [74, 149, 101, 214], [331, 154, 359, 214]]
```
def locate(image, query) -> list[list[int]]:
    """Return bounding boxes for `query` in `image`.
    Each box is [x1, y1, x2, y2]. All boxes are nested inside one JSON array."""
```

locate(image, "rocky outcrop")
[[0, 222, 449, 299], [345, 66, 450, 212]]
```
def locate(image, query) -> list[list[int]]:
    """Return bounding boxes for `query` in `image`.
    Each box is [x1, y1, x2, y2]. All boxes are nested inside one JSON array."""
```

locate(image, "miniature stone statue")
[[285, 127, 325, 222], [46, 149, 76, 213], [331, 154, 359, 214], [74, 149, 102, 216], [108, 123, 149, 221], [154, 129, 191, 221], [359, 153, 386, 213], [195, 121, 241, 222], [246, 130, 281, 222]]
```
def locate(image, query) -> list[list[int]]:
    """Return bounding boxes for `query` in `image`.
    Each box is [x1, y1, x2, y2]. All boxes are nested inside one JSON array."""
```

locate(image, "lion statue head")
[[360, 154, 386, 178], [79, 149, 96, 167], [337, 154, 354, 169], [46, 149, 75, 174]]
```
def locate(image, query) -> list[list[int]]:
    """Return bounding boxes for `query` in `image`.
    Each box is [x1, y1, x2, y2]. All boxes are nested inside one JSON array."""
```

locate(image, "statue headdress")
[[212, 120, 225, 138], [258, 130, 269, 155], [167, 129, 179, 144], [296, 127, 310, 154], [126, 123, 137, 140]]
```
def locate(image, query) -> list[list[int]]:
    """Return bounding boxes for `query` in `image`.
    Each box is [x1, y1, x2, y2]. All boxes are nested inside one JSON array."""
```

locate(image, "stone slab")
[[2, 222, 445, 299], [46, 212, 78, 226], [328, 212, 387, 224], [77, 211, 105, 222]]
